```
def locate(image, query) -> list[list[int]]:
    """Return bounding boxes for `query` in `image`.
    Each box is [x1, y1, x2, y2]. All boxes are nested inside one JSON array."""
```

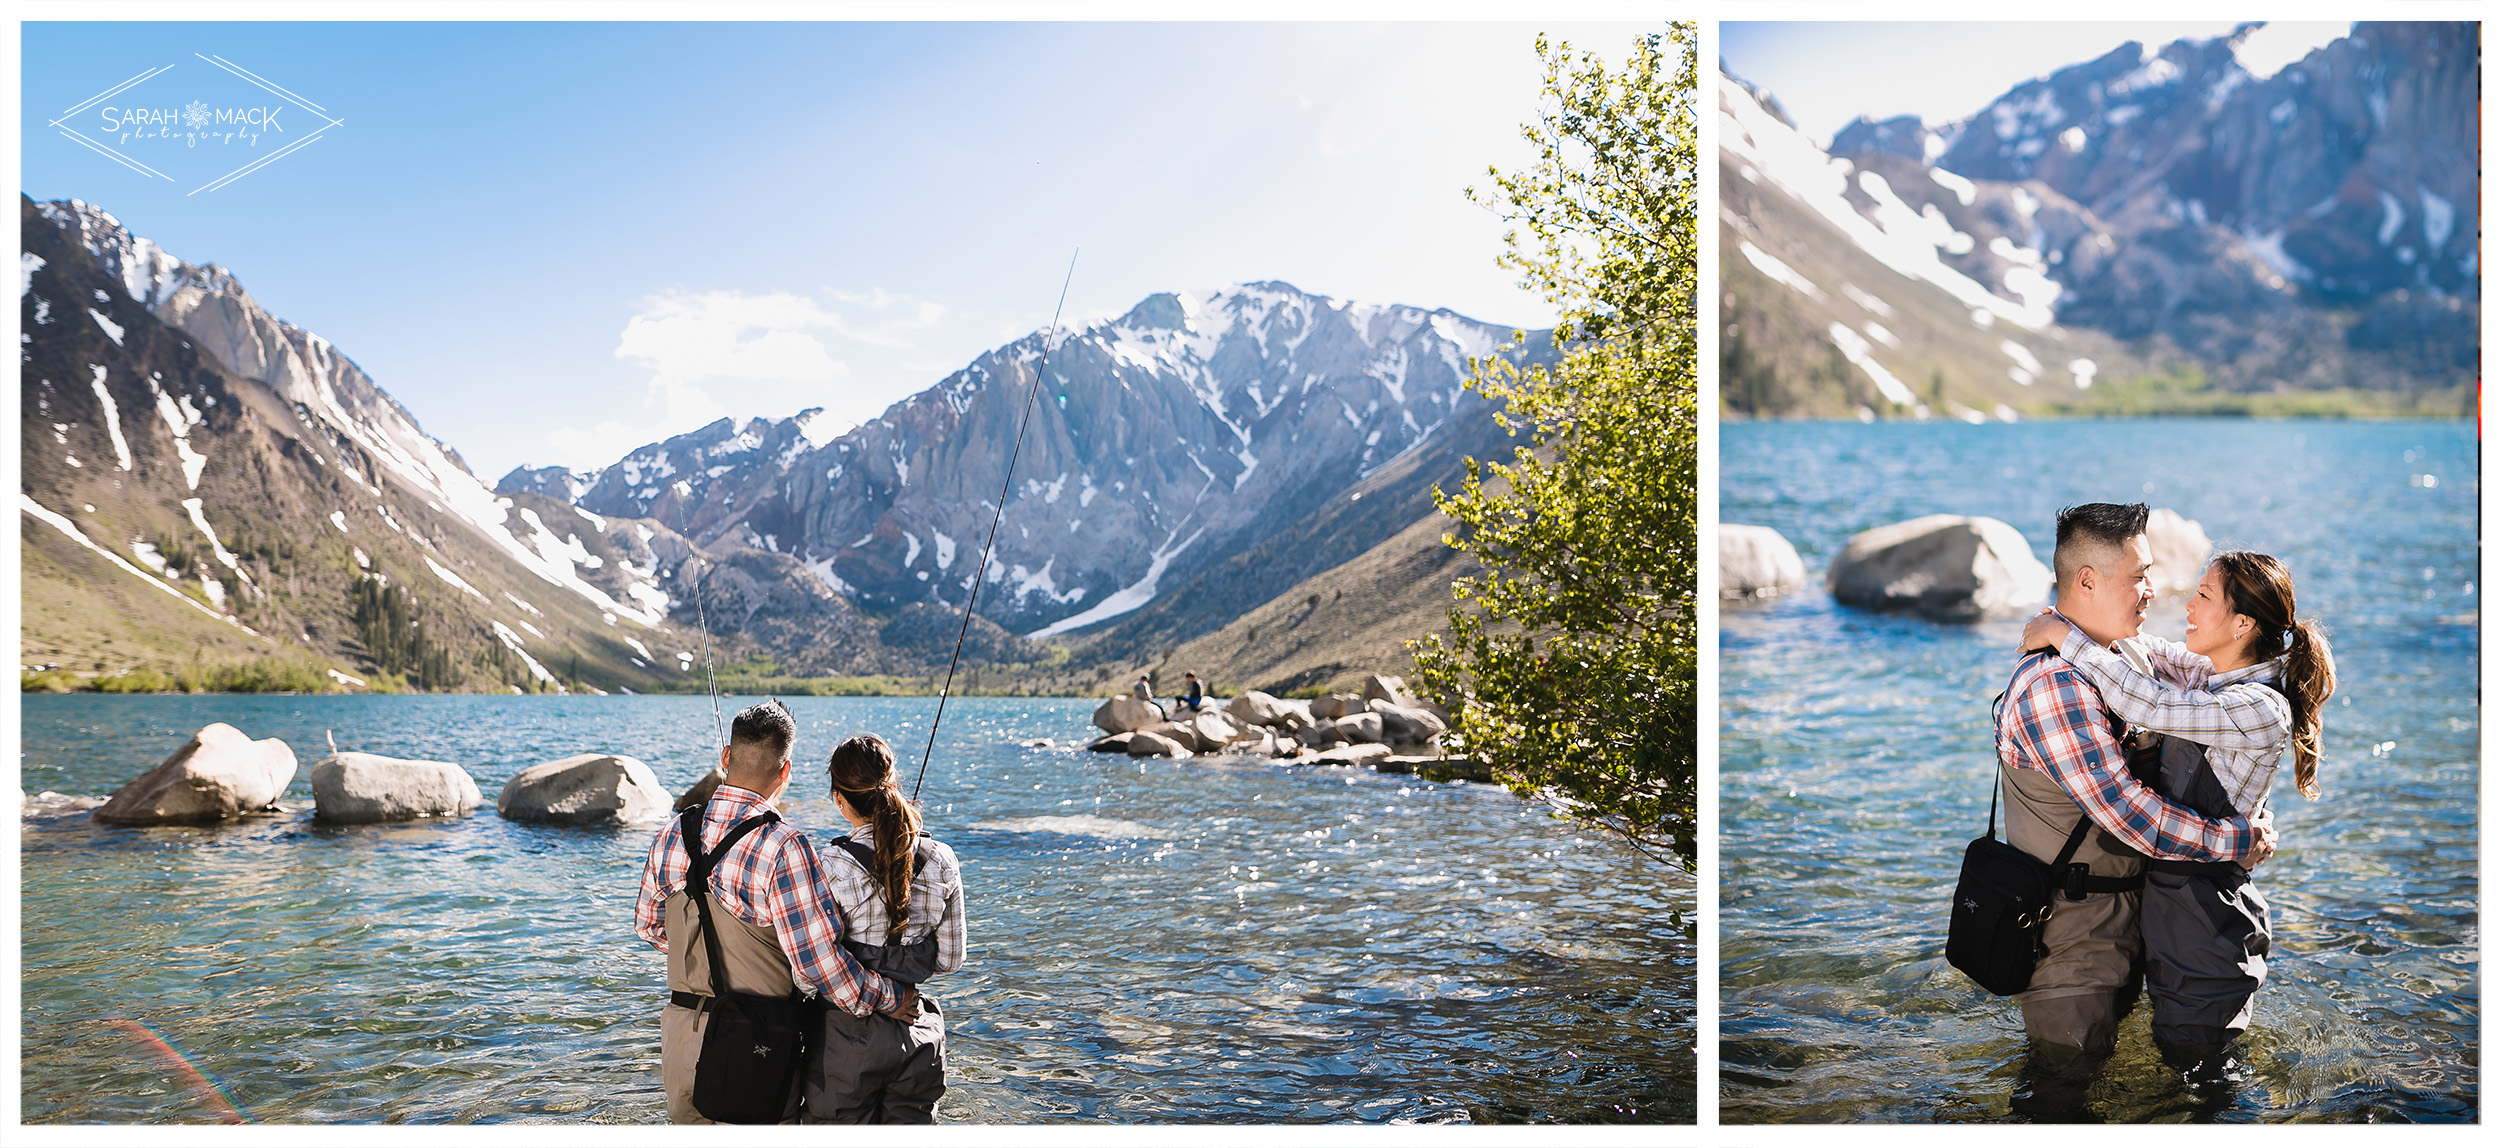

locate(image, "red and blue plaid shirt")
[[1997, 649, 2257, 863], [633, 783, 902, 1018]]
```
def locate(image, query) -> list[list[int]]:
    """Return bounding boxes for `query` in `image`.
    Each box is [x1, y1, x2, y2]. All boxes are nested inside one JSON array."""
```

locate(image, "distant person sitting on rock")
[[1175, 672, 1205, 713], [1129, 676, 1153, 702]]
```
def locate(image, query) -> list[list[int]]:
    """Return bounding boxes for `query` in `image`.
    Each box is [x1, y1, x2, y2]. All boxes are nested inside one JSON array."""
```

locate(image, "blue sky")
[[24, 20, 1662, 480], [1720, 21, 2352, 147]]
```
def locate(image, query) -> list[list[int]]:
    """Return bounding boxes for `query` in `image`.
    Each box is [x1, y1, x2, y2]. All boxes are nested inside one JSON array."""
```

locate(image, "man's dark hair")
[[2052, 502, 2150, 590], [728, 701, 796, 762]]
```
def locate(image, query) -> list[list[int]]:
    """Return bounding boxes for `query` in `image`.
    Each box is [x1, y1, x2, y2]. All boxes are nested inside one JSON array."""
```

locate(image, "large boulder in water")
[[1826, 514, 2051, 621], [2145, 508, 2213, 597], [1182, 710, 1241, 751], [1093, 696, 1165, 734], [1224, 690, 1299, 729], [1371, 701, 1448, 746], [93, 723, 296, 826], [1361, 674, 1413, 706], [1126, 731, 1187, 758], [498, 753, 670, 826], [311, 752, 482, 824], [1311, 694, 1369, 720], [1721, 524, 1807, 600], [1330, 712, 1386, 745]]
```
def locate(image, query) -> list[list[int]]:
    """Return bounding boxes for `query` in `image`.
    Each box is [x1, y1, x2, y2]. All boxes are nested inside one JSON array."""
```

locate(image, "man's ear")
[[2074, 563, 2098, 597]]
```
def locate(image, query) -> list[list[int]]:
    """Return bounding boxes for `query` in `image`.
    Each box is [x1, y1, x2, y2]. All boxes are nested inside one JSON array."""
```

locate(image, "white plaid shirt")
[[2058, 627, 2293, 817], [823, 824, 967, 979]]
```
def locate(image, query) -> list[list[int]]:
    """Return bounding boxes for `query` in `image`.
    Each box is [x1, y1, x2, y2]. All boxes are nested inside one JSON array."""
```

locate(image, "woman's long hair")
[[828, 734, 922, 943], [2211, 550, 2337, 799]]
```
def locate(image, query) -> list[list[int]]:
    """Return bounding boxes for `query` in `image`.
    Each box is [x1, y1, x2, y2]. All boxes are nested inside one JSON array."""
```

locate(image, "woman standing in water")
[[804, 733, 967, 1123], [2022, 550, 2336, 1062]]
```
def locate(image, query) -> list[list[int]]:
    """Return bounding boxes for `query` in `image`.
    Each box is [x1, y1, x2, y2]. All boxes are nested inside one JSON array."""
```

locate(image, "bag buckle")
[[2060, 862, 2091, 901]]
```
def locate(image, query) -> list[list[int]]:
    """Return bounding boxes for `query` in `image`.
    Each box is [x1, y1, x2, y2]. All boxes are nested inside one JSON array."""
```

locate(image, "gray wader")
[[2003, 762, 2146, 1055], [663, 889, 802, 1124], [802, 995, 947, 1123], [2141, 735, 2270, 1048]]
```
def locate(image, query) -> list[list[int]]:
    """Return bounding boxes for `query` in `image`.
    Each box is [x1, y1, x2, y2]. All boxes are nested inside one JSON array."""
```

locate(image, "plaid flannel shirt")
[[632, 784, 902, 1018], [2059, 627, 2292, 816], [823, 824, 968, 978], [1997, 645, 2257, 863]]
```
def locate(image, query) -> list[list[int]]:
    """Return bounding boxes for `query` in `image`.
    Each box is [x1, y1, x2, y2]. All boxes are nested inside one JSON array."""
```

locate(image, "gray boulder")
[[1310, 742, 1394, 767], [1093, 696, 1166, 734], [94, 723, 296, 826], [1224, 690, 1298, 728], [1360, 674, 1412, 706], [1126, 731, 1187, 758], [498, 753, 670, 826], [1720, 524, 1807, 600], [1183, 710, 1241, 751], [1086, 733, 1136, 753], [675, 767, 727, 812], [2145, 508, 2213, 597], [1826, 514, 2051, 621], [1331, 712, 1386, 745], [1371, 701, 1449, 746], [1311, 694, 1369, 720], [311, 752, 483, 824]]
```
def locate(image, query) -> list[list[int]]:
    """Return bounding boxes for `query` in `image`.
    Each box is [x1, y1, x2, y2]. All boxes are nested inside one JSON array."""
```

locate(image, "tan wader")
[[2002, 763, 2145, 1055], [662, 889, 803, 1124]]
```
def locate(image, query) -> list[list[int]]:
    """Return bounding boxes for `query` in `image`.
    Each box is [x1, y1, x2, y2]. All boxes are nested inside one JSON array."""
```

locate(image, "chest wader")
[[2138, 726, 2273, 1050], [2000, 701, 2152, 1055], [804, 832, 950, 1124], [665, 809, 808, 1123]]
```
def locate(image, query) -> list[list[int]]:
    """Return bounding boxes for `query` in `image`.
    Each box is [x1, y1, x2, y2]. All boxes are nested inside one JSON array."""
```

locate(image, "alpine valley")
[[1720, 21, 2476, 421], [22, 194, 1554, 696]]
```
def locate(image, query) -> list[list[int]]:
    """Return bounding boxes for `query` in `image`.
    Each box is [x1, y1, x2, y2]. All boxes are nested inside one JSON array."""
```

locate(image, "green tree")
[[1410, 26, 1698, 869]]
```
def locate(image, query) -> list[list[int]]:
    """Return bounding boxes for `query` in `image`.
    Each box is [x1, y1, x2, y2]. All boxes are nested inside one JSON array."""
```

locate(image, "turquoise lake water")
[[18, 695, 1693, 1123], [1718, 418, 2478, 1122]]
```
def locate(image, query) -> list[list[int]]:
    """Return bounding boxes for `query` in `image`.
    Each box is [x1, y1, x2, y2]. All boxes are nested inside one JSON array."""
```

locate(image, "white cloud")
[[615, 289, 851, 388]]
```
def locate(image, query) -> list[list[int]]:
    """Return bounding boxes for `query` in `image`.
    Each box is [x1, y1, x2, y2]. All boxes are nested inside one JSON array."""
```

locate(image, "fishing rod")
[[913, 250, 1079, 800], [676, 485, 725, 751]]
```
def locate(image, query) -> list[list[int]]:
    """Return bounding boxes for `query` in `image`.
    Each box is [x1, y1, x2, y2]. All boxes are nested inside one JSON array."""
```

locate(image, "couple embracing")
[[1992, 503, 2335, 1075], [632, 702, 968, 1123]]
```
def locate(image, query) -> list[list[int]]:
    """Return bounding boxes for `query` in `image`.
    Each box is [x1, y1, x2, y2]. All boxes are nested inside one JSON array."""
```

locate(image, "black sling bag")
[[681, 806, 809, 1124], [1947, 687, 2147, 996]]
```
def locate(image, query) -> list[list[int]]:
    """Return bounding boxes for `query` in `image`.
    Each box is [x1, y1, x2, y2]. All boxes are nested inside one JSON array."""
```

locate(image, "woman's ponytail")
[[2280, 618, 2337, 800], [828, 734, 924, 943], [2213, 549, 2337, 801]]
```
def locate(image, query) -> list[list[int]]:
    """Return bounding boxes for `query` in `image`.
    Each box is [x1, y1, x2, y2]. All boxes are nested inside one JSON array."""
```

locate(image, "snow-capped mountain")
[[1721, 21, 2475, 418], [508, 282, 1552, 644], [23, 196, 709, 691]]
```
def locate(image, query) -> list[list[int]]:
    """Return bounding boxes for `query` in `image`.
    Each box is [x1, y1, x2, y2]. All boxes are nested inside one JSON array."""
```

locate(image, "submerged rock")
[[1126, 731, 1187, 758], [2146, 508, 2214, 597], [311, 752, 483, 824], [1092, 696, 1165, 734], [1721, 524, 1807, 600], [498, 753, 670, 826], [675, 767, 727, 812], [1827, 514, 2051, 621], [1085, 733, 1137, 753], [94, 723, 296, 826]]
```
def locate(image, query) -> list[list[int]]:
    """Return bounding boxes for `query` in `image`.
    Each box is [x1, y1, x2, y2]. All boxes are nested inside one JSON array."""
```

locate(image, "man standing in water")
[[633, 702, 918, 1122], [1994, 503, 2273, 1068]]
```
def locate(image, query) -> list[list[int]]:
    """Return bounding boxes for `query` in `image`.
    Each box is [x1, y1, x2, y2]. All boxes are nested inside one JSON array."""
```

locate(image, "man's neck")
[[2057, 607, 2126, 650]]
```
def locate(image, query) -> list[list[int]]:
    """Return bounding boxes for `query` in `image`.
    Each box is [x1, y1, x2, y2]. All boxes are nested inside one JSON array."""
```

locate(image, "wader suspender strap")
[[680, 806, 784, 1011], [827, 832, 930, 878], [1990, 680, 2144, 901]]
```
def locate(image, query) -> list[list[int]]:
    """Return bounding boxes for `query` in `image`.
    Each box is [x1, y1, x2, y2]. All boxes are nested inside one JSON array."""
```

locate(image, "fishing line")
[[914, 250, 1079, 800], [675, 485, 725, 750]]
